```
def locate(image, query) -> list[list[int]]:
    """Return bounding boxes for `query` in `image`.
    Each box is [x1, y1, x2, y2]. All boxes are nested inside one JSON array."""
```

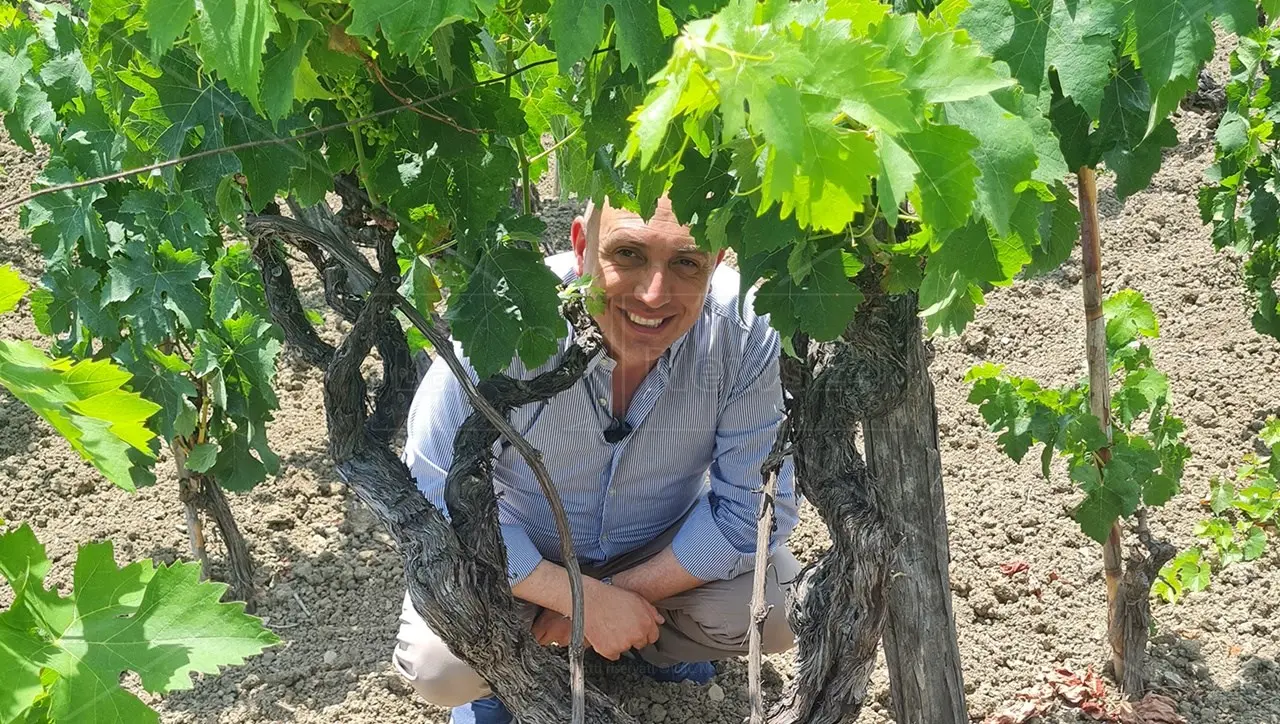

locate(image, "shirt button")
[[601, 533, 609, 542], [598, 397, 607, 406]]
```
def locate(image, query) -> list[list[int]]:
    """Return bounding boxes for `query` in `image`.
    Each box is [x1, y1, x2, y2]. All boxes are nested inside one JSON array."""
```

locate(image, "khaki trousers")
[[391, 519, 801, 708]]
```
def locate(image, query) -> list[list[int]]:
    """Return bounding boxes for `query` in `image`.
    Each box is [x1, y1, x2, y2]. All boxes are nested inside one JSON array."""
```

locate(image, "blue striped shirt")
[[403, 252, 798, 585]]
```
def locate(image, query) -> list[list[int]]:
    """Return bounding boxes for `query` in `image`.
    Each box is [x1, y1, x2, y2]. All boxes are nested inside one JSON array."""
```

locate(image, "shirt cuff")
[[501, 523, 544, 586], [670, 495, 754, 581]]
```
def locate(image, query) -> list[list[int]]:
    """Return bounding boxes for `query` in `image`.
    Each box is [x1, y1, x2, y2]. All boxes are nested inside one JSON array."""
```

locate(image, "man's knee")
[[760, 602, 795, 654], [676, 548, 800, 653], [392, 595, 490, 708]]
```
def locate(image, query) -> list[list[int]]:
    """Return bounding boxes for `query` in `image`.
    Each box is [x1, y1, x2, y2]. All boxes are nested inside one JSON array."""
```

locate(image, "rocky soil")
[[3, 55, 1280, 724]]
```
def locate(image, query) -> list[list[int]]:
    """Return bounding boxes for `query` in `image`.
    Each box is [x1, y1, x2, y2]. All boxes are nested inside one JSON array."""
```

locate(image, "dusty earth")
[[4, 55, 1280, 724]]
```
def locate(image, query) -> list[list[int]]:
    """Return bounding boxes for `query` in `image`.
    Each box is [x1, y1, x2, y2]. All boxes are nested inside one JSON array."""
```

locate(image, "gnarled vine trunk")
[[769, 290, 966, 724], [172, 441, 255, 606], [252, 205, 627, 723]]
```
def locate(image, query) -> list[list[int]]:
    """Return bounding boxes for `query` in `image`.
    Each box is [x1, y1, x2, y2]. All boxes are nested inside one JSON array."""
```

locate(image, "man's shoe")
[[631, 658, 716, 685], [450, 696, 513, 724]]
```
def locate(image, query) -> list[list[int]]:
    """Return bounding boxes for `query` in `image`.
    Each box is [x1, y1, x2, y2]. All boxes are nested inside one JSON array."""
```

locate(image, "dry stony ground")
[[4, 67, 1280, 724]]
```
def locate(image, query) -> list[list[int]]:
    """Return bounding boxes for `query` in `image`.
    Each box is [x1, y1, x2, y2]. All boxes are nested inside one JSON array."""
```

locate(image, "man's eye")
[[676, 258, 701, 269]]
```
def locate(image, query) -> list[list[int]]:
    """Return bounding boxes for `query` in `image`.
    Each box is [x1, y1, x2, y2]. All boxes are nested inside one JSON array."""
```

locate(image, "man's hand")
[[531, 580, 665, 660], [532, 608, 574, 647]]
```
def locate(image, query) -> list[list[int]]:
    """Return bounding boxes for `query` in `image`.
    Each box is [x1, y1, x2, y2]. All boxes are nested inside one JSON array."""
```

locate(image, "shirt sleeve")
[[402, 343, 545, 586], [670, 320, 799, 581]]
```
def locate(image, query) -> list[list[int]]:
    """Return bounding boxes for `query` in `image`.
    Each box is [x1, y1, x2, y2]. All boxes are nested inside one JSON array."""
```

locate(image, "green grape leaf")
[[210, 244, 269, 323], [669, 149, 735, 228], [1156, 547, 1209, 602], [0, 41, 35, 113], [1215, 111, 1249, 154], [1111, 367, 1168, 425], [0, 525, 278, 724], [38, 50, 93, 110], [1022, 184, 1079, 277], [1074, 471, 1126, 543], [0, 343, 159, 491], [920, 221, 1028, 335], [1242, 525, 1267, 560], [1143, 472, 1179, 507], [943, 95, 1040, 237], [261, 19, 318, 122], [548, 0, 665, 77], [117, 341, 199, 441], [104, 240, 212, 345], [24, 170, 108, 260], [191, 314, 281, 422], [764, 118, 878, 233], [1131, 0, 1254, 127], [1103, 288, 1159, 351], [1103, 120, 1179, 200], [208, 419, 278, 491], [3, 82, 56, 151], [225, 119, 305, 212], [1261, 417, 1280, 449], [754, 243, 862, 342], [119, 188, 213, 253], [877, 134, 916, 225], [901, 124, 981, 234], [349, 0, 479, 57], [0, 264, 27, 314], [1208, 479, 1234, 514], [960, 0, 1119, 119], [31, 265, 114, 342], [142, 0, 195, 56], [801, 31, 918, 135], [193, 0, 277, 104], [905, 21, 1014, 104], [1097, 65, 1181, 199], [185, 442, 218, 473], [446, 246, 566, 378]]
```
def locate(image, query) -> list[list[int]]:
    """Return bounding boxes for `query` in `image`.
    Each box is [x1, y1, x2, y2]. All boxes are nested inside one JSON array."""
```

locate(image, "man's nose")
[[635, 265, 671, 307]]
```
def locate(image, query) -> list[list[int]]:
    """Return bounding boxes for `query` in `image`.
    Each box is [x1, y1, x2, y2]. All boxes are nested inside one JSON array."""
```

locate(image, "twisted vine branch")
[[248, 203, 597, 721]]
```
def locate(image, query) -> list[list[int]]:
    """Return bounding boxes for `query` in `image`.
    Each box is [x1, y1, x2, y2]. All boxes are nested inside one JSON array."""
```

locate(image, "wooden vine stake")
[[1076, 167, 1125, 672], [1076, 167, 1175, 694]]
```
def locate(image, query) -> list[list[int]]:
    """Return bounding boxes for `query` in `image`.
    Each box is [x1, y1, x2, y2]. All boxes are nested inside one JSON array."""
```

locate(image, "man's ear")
[[571, 216, 587, 275]]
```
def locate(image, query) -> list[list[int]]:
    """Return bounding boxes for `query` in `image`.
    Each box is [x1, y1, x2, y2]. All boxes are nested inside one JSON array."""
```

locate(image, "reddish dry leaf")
[[1080, 700, 1110, 720], [983, 700, 1045, 724], [1000, 560, 1030, 576], [1227, 644, 1243, 657], [1132, 694, 1186, 724]]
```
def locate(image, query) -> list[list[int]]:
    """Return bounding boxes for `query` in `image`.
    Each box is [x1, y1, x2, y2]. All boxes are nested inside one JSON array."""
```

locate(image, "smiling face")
[[571, 196, 720, 373]]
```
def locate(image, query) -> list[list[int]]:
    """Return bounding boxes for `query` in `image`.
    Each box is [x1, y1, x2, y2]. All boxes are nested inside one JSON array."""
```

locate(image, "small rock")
[[648, 703, 668, 722], [266, 514, 294, 531], [241, 673, 263, 690], [323, 650, 339, 666], [707, 683, 725, 703]]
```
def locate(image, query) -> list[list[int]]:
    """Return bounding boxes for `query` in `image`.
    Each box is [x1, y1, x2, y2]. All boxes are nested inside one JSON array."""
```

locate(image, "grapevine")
[[1200, 17, 1280, 340]]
